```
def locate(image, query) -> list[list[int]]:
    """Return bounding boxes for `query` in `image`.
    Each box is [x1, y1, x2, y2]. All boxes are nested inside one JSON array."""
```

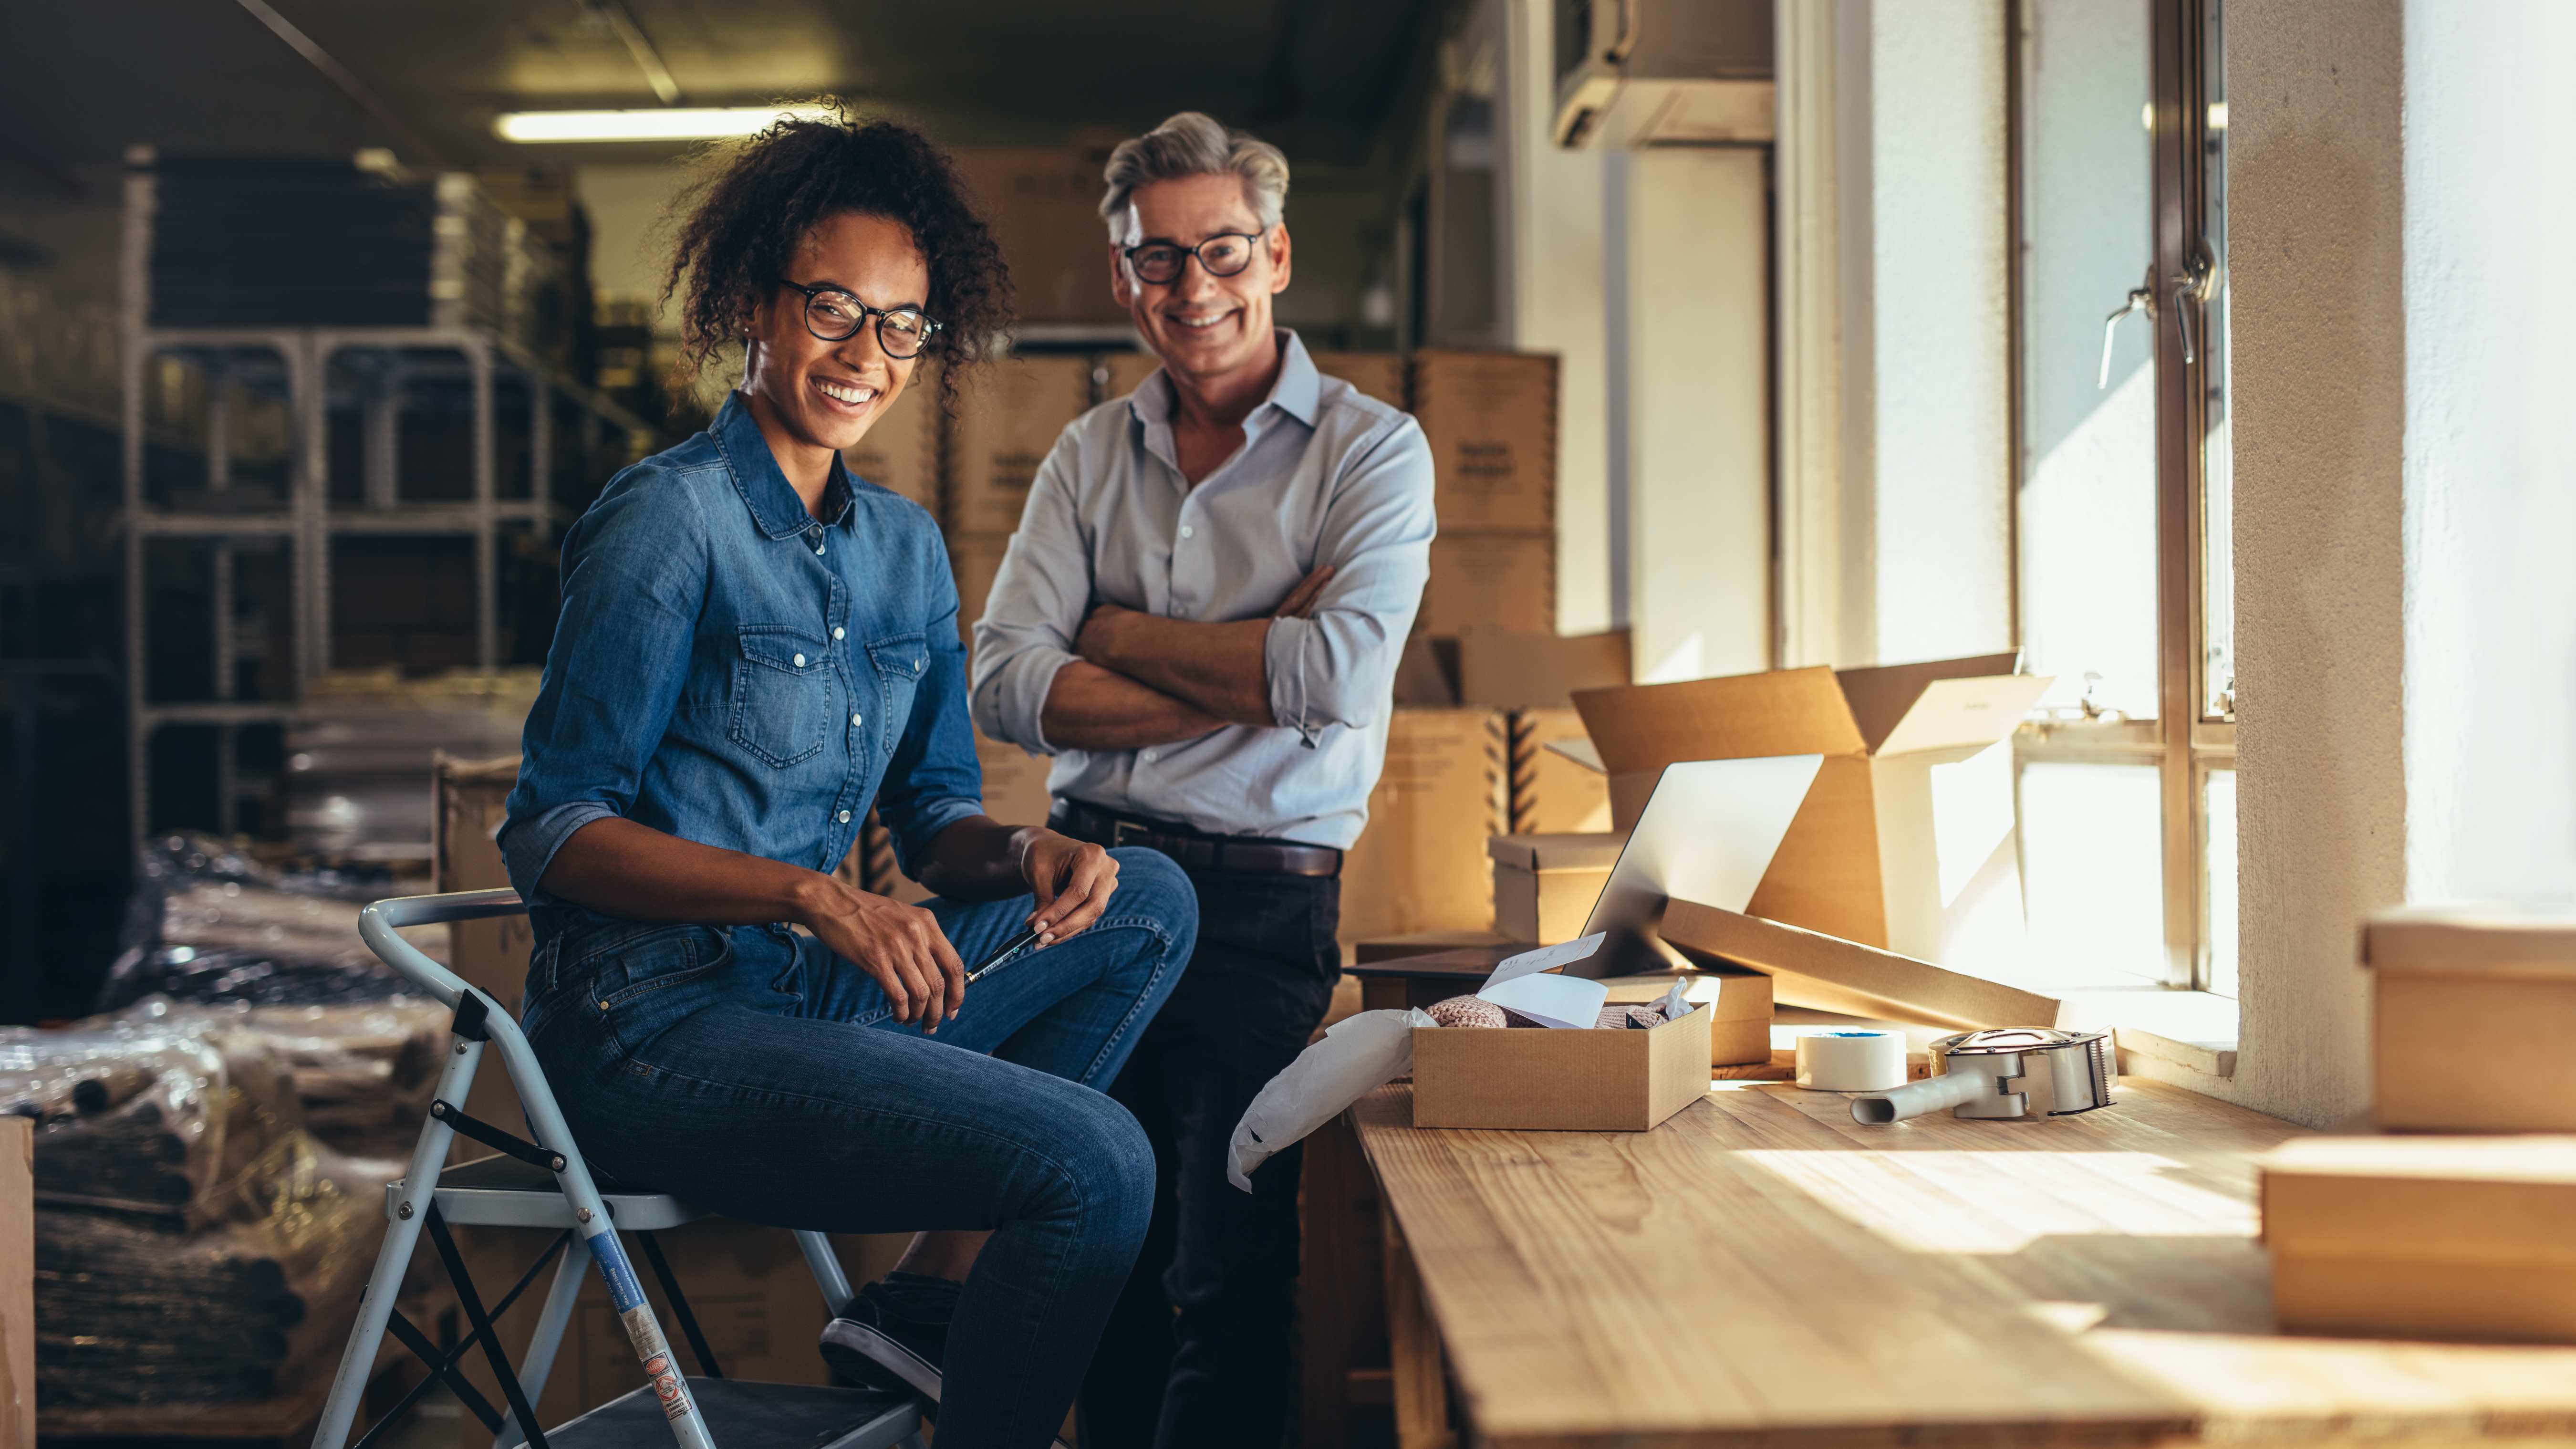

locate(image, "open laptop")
[[1348, 753, 1824, 986]]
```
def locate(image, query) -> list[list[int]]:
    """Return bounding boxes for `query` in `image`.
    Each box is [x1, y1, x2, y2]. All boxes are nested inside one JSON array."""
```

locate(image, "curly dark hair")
[[662, 104, 1012, 414]]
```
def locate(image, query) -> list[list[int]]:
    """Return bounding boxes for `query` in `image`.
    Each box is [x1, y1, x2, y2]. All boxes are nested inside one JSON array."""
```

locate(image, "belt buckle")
[[1110, 819, 1150, 850]]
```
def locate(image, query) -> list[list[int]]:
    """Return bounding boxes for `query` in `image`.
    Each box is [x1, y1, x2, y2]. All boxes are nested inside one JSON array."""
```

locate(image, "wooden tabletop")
[[1350, 1078, 2576, 1447]]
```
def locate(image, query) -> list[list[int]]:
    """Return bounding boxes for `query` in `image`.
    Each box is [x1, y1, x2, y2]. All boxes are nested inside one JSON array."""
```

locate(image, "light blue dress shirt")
[[969, 332, 1436, 849]]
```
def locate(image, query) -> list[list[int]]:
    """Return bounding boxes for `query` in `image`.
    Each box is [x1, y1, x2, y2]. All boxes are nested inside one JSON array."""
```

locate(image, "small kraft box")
[[2362, 907, 2576, 1132], [1488, 832, 1623, 944], [2261, 1135, 2576, 1342], [1413, 1003, 1714, 1132]]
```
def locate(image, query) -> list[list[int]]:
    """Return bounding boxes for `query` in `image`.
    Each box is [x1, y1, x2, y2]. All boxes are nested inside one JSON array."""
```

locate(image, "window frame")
[[2008, 0, 2233, 991]]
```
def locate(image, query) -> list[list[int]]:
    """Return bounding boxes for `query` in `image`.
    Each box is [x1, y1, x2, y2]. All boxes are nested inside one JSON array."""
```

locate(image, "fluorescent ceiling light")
[[494, 105, 836, 143]]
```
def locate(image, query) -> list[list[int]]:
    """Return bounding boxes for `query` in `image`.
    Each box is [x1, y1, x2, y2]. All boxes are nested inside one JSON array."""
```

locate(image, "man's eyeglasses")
[[778, 279, 942, 358], [1122, 228, 1267, 287]]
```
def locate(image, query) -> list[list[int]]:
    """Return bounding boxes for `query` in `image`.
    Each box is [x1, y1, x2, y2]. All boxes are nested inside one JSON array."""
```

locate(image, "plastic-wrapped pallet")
[[98, 834, 436, 1011], [2, 1019, 394, 1407]]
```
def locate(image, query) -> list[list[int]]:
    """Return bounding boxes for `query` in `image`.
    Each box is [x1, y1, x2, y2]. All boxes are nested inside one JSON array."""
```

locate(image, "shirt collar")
[[1125, 328, 1321, 430], [711, 391, 853, 540]]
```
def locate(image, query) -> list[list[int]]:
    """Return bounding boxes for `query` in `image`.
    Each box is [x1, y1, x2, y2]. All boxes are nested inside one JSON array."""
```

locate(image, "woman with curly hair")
[[497, 109, 1196, 1448]]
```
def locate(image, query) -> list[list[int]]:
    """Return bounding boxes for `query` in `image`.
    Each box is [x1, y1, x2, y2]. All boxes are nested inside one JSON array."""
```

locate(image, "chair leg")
[[794, 1229, 854, 1317], [492, 1233, 592, 1449], [311, 1039, 484, 1449]]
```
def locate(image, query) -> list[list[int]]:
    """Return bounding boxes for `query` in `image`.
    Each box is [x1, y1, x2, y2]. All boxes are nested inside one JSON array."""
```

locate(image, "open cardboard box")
[[1410, 755, 1819, 1129], [1568, 653, 2051, 968]]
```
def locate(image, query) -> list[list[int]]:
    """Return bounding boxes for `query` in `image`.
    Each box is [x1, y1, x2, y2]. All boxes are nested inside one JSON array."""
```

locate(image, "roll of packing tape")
[[1795, 1029, 1909, 1092]]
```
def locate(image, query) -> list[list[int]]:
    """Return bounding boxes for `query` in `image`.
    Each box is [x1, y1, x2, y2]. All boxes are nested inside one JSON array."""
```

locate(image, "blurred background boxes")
[[2362, 909, 2576, 1133], [945, 354, 1095, 534], [1487, 832, 1621, 944], [1409, 350, 1556, 533], [1336, 709, 1506, 948], [839, 360, 942, 515]]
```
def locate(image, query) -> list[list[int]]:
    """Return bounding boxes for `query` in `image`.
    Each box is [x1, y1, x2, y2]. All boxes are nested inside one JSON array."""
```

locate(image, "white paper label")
[[1483, 931, 1608, 989]]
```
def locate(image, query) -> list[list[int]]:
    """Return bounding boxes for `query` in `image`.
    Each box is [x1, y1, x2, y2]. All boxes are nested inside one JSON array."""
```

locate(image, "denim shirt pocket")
[[862, 631, 929, 756], [728, 624, 837, 767]]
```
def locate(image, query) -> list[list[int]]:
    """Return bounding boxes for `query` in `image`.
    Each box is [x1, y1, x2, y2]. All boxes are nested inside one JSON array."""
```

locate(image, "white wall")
[[1622, 148, 1773, 683], [1501, 0, 1616, 637], [2401, 0, 2576, 905], [1863, 0, 2013, 667], [1779, 0, 2014, 672]]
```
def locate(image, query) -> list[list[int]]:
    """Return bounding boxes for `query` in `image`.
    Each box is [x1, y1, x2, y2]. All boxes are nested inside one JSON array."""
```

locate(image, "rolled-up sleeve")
[[969, 429, 1093, 756], [1262, 416, 1436, 744], [498, 471, 706, 904], [876, 532, 989, 873]]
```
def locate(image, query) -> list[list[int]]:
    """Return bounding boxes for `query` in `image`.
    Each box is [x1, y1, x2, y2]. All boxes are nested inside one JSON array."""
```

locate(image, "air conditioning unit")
[[1553, 0, 1775, 149]]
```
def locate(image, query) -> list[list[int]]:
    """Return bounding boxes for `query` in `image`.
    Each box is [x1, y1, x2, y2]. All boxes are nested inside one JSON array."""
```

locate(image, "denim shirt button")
[[832, 626, 845, 640], [850, 712, 864, 729], [792, 653, 807, 667], [837, 809, 853, 824]]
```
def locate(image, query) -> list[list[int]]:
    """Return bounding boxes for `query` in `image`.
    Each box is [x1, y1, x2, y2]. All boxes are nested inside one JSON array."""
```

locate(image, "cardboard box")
[[948, 531, 1011, 646], [1615, 968, 1774, 1066], [953, 147, 1123, 325], [2262, 1135, 2576, 1343], [1410, 349, 1557, 532], [1572, 654, 2050, 966], [1420, 532, 1557, 638], [1488, 832, 1623, 945], [1662, 896, 2066, 1031], [1353, 928, 1512, 965], [1506, 705, 1612, 834], [839, 361, 941, 517], [1099, 347, 1408, 411], [2363, 907, 2576, 1132], [1413, 1003, 1712, 1131], [1456, 627, 1630, 709], [1, 1116, 28, 1449], [435, 754, 538, 1155], [1337, 709, 1507, 947], [946, 354, 1094, 533]]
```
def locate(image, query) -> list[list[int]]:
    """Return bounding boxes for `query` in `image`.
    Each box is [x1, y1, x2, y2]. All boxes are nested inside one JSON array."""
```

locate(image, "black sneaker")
[[819, 1280, 946, 1405]]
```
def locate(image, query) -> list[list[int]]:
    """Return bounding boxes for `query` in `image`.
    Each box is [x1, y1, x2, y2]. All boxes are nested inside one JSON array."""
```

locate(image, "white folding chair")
[[311, 889, 925, 1449]]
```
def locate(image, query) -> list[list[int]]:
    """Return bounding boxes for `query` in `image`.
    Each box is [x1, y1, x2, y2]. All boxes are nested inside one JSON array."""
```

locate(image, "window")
[[2011, 0, 2233, 992]]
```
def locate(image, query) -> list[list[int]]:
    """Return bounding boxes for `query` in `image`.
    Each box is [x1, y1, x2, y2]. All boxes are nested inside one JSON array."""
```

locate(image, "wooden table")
[[1346, 1078, 2576, 1448]]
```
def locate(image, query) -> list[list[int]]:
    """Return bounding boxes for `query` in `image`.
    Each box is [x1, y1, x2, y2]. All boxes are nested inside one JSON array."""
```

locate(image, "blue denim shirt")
[[500, 392, 984, 950]]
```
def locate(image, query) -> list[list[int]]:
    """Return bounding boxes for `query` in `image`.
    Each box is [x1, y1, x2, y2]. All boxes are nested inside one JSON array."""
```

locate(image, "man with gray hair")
[[968, 111, 1434, 1445]]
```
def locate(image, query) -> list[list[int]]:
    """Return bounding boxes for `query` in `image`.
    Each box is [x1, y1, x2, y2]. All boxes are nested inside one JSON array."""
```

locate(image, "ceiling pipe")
[[231, 0, 448, 166], [586, 0, 685, 106]]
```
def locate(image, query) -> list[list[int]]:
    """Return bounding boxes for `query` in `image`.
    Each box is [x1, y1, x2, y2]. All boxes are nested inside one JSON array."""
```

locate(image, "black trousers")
[[1074, 865, 1341, 1449]]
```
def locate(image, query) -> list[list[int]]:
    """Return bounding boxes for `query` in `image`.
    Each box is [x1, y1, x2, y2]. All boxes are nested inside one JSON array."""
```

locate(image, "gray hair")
[[1098, 112, 1289, 243]]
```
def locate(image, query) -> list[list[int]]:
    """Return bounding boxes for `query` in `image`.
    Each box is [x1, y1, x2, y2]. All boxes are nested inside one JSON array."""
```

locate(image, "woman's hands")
[[796, 876, 966, 1031], [1015, 828, 1122, 946]]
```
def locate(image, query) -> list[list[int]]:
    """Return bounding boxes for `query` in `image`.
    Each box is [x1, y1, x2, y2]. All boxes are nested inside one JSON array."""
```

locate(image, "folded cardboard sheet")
[[1660, 896, 2067, 1031]]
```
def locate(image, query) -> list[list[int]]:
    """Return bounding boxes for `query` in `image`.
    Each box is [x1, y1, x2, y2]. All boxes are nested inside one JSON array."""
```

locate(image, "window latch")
[[2099, 281, 2154, 389]]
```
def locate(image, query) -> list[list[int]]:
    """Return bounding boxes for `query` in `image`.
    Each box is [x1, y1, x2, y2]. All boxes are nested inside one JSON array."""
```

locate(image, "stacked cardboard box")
[[839, 360, 943, 516], [952, 147, 1123, 326], [1412, 351, 1559, 636], [1337, 709, 1509, 949], [2261, 910, 2576, 1342]]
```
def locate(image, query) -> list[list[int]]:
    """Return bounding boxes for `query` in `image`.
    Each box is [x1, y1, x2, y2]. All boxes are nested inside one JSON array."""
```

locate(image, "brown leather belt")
[[1049, 799, 1343, 878]]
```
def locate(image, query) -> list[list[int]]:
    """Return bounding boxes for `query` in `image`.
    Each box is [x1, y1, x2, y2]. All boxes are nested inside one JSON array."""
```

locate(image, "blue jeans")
[[520, 848, 1196, 1449]]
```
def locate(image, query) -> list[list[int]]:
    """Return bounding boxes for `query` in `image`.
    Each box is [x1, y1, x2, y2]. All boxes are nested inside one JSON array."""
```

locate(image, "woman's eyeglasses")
[[778, 279, 942, 358], [1122, 228, 1267, 287]]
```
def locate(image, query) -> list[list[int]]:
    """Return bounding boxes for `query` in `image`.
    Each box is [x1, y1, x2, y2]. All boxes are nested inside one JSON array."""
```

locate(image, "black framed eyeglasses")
[[1122, 228, 1267, 286], [777, 279, 942, 358]]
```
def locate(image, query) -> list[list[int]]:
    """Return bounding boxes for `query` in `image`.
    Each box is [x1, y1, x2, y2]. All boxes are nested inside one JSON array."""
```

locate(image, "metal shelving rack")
[[119, 165, 654, 847]]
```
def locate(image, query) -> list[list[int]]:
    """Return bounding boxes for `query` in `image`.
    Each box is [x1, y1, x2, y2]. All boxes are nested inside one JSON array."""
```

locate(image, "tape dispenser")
[[1849, 1027, 2114, 1125]]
